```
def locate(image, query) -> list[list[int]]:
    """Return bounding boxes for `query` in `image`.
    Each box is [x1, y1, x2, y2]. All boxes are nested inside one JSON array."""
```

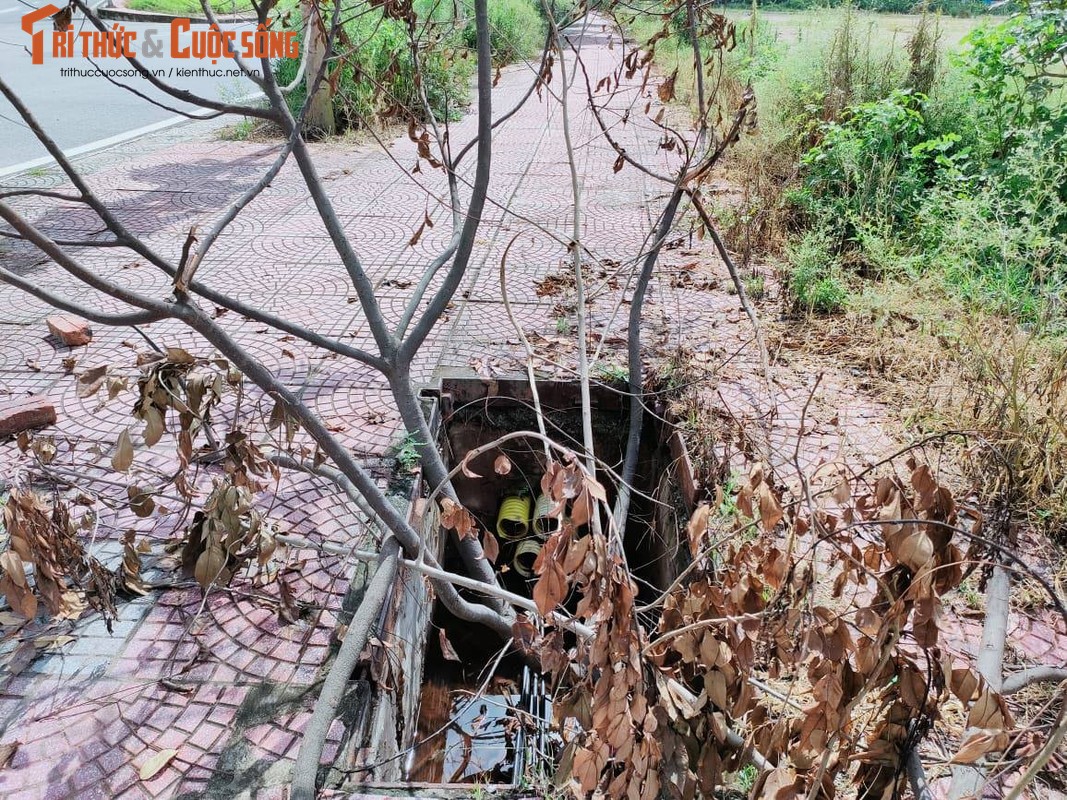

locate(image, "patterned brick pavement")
[[1, 18, 1064, 799]]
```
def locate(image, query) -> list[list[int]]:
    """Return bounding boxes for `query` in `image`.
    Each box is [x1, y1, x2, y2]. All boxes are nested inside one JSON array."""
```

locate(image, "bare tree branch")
[[0, 202, 173, 314], [398, 0, 494, 362], [72, 0, 277, 119], [1002, 666, 1067, 695], [290, 539, 400, 800], [0, 264, 168, 326]]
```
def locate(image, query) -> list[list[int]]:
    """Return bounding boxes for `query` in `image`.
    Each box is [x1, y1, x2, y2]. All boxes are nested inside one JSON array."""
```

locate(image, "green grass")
[[787, 229, 848, 314], [744, 273, 767, 300], [702, 3, 1067, 535], [126, 0, 257, 15], [391, 432, 423, 474], [736, 8, 983, 48], [218, 118, 256, 141], [698, 5, 1065, 327]]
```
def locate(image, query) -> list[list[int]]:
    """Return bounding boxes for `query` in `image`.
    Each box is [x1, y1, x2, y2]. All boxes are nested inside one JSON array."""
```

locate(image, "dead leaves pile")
[[0, 489, 121, 629], [132, 348, 230, 481], [178, 404, 281, 591], [510, 457, 662, 800], [513, 454, 1025, 799]]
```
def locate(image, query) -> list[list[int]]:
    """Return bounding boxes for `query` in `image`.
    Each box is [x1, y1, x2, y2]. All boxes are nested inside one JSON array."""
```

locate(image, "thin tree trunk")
[[290, 539, 400, 800], [686, 0, 707, 148], [949, 562, 1011, 799], [302, 0, 335, 136], [613, 186, 685, 531]]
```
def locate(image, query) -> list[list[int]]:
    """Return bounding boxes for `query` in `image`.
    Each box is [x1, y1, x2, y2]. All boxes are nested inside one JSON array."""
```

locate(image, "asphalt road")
[[0, 0, 262, 171]]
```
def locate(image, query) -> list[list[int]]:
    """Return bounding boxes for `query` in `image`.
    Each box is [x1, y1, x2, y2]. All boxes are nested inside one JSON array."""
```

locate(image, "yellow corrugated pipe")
[[512, 538, 542, 578], [496, 495, 532, 540], [532, 493, 560, 536]]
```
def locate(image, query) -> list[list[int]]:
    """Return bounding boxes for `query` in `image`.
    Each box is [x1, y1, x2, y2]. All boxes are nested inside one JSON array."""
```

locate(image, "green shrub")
[[274, 6, 474, 132], [787, 229, 849, 314], [782, 0, 1066, 324], [275, 0, 545, 132], [798, 89, 933, 230], [729, 15, 786, 85], [462, 0, 546, 64], [709, 0, 996, 15], [917, 134, 1067, 323]]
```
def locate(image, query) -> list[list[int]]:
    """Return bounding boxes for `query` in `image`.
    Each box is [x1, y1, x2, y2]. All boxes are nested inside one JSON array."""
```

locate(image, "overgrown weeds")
[[771, 280, 1067, 536], [762, 5, 1064, 324], [275, 0, 545, 133], [693, 2, 1067, 535], [461, 0, 546, 65]]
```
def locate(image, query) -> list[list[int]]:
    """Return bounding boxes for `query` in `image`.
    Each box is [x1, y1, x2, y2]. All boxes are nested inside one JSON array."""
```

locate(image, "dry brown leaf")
[[759, 487, 784, 532], [6, 641, 36, 675], [459, 456, 482, 479], [759, 764, 799, 799], [482, 529, 499, 564], [111, 428, 134, 472], [76, 365, 107, 398], [0, 572, 37, 620], [570, 487, 592, 529], [533, 562, 566, 616], [0, 551, 27, 588], [165, 347, 195, 365], [892, 528, 934, 572], [439, 498, 476, 540], [571, 739, 605, 793], [194, 545, 226, 588], [493, 454, 512, 475], [949, 666, 980, 703], [51, 5, 72, 32], [128, 486, 155, 518], [139, 748, 178, 781], [0, 741, 19, 770], [143, 406, 165, 447], [687, 504, 710, 559], [438, 628, 461, 662], [951, 728, 1010, 764], [967, 687, 1012, 730], [657, 68, 678, 103]]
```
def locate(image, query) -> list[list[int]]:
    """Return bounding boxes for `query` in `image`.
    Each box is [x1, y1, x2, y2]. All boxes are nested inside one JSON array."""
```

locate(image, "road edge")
[[0, 91, 264, 183]]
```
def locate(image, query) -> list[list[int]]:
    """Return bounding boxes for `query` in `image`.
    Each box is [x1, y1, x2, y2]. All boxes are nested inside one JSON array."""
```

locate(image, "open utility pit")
[[435, 377, 691, 604], [348, 376, 697, 793]]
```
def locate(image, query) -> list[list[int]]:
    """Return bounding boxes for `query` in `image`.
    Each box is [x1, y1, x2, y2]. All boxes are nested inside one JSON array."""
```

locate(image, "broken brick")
[[0, 396, 57, 438], [46, 315, 93, 346]]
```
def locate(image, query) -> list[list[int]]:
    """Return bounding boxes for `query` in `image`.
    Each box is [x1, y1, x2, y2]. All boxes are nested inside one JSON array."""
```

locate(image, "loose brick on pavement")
[[0, 395, 57, 437], [45, 315, 93, 346]]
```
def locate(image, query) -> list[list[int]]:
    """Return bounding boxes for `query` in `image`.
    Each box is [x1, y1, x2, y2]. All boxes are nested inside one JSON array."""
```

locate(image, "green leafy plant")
[[743, 272, 766, 300], [274, 7, 473, 132], [461, 0, 546, 64], [786, 228, 849, 314], [393, 432, 423, 474], [594, 362, 629, 384]]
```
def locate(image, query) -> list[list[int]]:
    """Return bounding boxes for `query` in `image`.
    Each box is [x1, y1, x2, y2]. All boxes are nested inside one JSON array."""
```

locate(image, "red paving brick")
[[0, 394, 57, 437], [45, 314, 93, 346]]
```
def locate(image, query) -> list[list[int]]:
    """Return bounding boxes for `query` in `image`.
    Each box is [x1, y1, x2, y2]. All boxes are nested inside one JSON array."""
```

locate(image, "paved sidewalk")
[[0, 18, 1064, 800]]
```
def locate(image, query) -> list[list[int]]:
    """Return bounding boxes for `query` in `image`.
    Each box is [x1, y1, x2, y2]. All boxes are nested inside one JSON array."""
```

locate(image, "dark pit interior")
[[407, 377, 690, 785]]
